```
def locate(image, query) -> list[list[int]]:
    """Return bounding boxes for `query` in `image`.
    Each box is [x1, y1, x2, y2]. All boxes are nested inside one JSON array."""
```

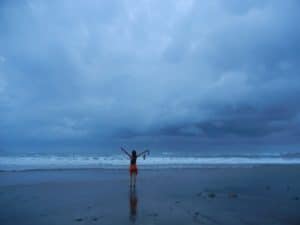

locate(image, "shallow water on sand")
[[0, 166, 300, 225]]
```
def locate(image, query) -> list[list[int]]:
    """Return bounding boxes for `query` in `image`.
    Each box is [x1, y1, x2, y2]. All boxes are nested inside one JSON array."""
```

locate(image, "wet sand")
[[1, 166, 300, 225]]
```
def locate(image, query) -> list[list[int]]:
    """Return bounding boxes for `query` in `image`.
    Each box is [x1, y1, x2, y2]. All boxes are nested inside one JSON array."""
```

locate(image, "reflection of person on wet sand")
[[129, 188, 138, 223], [121, 147, 150, 187]]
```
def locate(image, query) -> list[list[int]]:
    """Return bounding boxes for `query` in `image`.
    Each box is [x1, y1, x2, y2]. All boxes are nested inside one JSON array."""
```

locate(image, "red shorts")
[[129, 164, 138, 175]]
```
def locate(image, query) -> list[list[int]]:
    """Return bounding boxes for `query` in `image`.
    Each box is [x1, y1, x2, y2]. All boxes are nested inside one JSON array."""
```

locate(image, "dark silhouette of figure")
[[121, 147, 150, 187]]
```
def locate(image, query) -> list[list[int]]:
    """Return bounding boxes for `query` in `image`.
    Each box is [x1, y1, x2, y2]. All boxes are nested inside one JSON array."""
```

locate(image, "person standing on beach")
[[121, 147, 149, 187]]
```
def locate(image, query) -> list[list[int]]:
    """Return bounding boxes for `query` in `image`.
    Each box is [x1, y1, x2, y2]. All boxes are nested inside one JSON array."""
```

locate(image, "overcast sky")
[[1, 0, 300, 153]]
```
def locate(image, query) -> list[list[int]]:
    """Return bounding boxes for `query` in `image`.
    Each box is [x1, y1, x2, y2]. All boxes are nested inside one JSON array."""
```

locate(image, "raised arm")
[[120, 147, 131, 158], [137, 149, 150, 157]]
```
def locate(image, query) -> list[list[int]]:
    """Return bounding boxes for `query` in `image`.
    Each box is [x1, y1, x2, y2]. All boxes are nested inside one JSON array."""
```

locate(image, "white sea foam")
[[1, 155, 300, 171]]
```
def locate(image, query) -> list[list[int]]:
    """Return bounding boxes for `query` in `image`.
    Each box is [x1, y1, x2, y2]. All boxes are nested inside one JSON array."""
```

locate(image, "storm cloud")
[[0, 0, 300, 152]]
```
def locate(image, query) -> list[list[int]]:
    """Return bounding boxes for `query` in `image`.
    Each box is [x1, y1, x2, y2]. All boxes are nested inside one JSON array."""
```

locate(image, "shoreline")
[[2, 163, 300, 173]]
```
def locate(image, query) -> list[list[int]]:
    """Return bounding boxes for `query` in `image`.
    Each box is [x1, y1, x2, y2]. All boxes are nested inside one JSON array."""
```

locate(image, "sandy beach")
[[1, 166, 300, 225]]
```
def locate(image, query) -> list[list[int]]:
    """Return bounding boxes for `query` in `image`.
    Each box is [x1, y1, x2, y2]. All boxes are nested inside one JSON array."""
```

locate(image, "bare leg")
[[130, 174, 133, 187]]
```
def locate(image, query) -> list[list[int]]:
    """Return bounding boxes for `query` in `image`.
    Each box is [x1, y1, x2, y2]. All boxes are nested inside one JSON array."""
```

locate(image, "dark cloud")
[[0, 0, 300, 152]]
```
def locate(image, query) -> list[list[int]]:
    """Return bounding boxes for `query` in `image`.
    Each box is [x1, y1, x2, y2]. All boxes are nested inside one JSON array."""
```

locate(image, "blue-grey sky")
[[1, 0, 300, 153]]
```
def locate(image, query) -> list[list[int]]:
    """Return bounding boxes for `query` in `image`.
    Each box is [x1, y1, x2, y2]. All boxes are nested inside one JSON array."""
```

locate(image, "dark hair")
[[132, 150, 137, 157]]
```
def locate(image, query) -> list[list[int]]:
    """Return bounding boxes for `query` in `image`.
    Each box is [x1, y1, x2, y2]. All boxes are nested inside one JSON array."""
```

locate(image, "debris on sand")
[[228, 192, 238, 198], [208, 193, 216, 198]]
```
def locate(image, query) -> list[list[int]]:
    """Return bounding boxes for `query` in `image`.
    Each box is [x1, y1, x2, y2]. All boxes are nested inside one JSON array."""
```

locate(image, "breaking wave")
[[1, 154, 300, 171]]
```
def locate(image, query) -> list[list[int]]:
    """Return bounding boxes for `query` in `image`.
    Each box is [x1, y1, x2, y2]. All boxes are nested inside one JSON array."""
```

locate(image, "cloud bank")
[[1, 0, 300, 152]]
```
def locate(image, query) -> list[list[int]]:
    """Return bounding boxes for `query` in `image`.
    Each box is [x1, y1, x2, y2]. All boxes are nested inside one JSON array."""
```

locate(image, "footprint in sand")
[[75, 218, 83, 222]]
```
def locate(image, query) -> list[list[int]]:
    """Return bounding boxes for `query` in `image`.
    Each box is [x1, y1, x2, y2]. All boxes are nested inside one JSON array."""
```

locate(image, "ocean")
[[1, 151, 300, 171]]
